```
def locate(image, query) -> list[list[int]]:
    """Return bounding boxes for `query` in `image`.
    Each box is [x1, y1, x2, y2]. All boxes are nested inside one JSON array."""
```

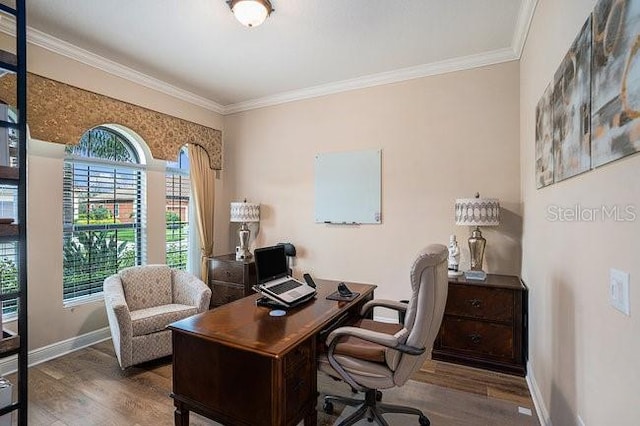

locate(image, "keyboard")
[[268, 279, 302, 295]]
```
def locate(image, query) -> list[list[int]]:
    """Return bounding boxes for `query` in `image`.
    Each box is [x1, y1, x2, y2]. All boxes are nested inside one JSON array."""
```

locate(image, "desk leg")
[[304, 408, 317, 426], [174, 401, 189, 426]]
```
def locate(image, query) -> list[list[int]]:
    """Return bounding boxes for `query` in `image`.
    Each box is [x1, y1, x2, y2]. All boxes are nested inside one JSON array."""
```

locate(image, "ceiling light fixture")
[[228, 0, 273, 27]]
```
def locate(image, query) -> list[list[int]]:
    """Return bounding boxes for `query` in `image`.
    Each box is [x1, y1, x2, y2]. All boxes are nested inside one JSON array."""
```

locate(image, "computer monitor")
[[254, 245, 289, 284]]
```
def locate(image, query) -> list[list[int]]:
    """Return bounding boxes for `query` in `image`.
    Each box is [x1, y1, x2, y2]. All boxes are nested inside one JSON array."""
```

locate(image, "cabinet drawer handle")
[[469, 333, 482, 344], [468, 299, 482, 308], [225, 271, 232, 278]]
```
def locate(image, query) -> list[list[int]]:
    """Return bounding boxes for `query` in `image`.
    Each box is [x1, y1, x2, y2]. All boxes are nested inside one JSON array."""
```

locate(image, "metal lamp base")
[[468, 226, 486, 271], [236, 222, 253, 260]]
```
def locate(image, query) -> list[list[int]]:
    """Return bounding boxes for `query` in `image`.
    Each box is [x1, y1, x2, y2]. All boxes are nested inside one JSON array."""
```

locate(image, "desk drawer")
[[210, 280, 244, 306], [446, 285, 514, 322], [285, 339, 313, 375], [440, 317, 514, 359], [284, 342, 313, 425]]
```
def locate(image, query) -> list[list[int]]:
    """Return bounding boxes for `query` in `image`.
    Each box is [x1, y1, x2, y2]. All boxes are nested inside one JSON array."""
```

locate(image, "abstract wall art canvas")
[[552, 17, 592, 182], [592, 0, 640, 167], [535, 83, 554, 188]]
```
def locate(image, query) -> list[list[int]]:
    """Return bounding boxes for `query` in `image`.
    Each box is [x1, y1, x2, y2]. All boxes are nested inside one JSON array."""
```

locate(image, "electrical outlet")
[[610, 269, 630, 316]]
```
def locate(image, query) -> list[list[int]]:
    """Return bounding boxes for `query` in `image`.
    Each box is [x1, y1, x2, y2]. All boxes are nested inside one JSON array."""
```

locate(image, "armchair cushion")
[[120, 264, 172, 311], [130, 304, 198, 336], [334, 319, 403, 363]]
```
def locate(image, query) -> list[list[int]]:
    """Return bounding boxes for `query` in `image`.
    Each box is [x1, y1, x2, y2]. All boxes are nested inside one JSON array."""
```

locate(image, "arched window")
[[165, 146, 190, 269], [62, 126, 145, 301]]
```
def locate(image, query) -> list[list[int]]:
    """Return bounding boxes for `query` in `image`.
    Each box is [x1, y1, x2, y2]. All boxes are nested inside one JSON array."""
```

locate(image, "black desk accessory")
[[326, 282, 359, 301], [338, 282, 353, 297], [256, 297, 289, 310], [303, 273, 317, 288]]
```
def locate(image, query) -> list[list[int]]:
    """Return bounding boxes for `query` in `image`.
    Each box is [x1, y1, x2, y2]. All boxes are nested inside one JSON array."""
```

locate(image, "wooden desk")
[[169, 280, 376, 426]]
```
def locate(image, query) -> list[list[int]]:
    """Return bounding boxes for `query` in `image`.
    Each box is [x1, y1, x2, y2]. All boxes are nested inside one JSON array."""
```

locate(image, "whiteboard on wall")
[[314, 149, 381, 224]]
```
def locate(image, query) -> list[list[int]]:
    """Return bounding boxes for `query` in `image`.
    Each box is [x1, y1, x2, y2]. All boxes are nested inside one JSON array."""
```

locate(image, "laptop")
[[254, 245, 316, 306]]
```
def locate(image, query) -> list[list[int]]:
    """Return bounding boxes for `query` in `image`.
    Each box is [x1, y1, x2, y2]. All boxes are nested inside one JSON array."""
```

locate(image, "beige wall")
[[521, 1, 640, 425], [4, 38, 225, 350], [222, 61, 521, 312]]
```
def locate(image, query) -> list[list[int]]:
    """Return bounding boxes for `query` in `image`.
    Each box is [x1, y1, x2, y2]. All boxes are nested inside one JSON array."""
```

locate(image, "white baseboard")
[[0, 327, 111, 376], [527, 361, 551, 426]]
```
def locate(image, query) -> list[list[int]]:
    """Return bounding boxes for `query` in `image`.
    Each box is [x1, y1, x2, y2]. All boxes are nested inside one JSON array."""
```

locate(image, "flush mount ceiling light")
[[228, 0, 273, 27]]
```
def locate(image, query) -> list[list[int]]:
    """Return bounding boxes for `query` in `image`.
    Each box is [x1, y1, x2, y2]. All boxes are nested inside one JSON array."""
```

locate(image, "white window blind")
[[165, 148, 190, 270], [62, 127, 144, 301]]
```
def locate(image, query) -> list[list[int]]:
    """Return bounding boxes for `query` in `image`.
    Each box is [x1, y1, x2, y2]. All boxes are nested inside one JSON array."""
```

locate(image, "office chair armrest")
[[360, 299, 408, 317], [325, 326, 426, 391], [327, 326, 426, 356]]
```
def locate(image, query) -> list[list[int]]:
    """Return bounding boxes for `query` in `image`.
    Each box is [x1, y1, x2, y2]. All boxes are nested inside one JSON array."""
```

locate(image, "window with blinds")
[[62, 127, 144, 301], [166, 147, 190, 270], [0, 185, 18, 315], [0, 241, 18, 316]]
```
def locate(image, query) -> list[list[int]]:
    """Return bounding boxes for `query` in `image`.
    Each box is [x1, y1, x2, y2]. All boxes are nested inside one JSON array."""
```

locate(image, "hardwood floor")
[[6, 340, 538, 425], [414, 359, 535, 408]]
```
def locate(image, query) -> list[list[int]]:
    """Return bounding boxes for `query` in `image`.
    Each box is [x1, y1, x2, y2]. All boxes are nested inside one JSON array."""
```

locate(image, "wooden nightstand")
[[208, 254, 257, 308], [432, 274, 528, 376]]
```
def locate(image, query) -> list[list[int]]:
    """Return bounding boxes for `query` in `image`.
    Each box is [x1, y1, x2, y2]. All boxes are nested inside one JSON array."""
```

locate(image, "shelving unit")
[[0, 0, 27, 424]]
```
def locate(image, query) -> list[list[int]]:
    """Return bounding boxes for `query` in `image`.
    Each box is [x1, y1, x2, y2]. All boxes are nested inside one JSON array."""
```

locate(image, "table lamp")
[[230, 200, 260, 260], [454, 193, 500, 280]]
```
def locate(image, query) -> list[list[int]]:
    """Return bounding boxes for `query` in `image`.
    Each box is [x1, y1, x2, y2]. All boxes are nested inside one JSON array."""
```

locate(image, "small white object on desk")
[[447, 235, 463, 278]]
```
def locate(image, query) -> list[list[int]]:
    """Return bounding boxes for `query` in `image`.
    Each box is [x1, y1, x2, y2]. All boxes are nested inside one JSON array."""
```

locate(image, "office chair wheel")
[[375, 390, 382, 401], [419, 414, 430, 426], [322, 401, 334, 414]]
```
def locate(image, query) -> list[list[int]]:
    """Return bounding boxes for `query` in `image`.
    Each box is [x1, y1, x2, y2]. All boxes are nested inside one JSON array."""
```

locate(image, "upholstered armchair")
[[318, 244, 449, 426], [104, 264, 211, 369]]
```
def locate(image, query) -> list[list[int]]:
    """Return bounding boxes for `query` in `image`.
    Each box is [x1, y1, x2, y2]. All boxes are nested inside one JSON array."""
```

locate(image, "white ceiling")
[[20, 0, 536, 114]]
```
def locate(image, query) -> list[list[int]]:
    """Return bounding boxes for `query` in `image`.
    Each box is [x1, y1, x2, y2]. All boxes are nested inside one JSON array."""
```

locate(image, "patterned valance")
[[0, 73, 222, 169]]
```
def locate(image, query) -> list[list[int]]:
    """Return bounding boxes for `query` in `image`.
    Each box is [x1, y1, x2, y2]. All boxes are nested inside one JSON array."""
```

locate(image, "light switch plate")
[[610, 269, 630, 316]]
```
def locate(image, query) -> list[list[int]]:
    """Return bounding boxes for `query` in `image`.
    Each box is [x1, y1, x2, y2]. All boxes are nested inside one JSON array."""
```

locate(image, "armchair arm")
[[103, 275, 133, 369], [172, 269, 212, 312], [360, 299, 408, 317]]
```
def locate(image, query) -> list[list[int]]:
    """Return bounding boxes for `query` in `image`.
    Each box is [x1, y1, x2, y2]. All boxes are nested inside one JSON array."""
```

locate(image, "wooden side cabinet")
[[432, 274, 528, 376], [208, 254, 257, 308]]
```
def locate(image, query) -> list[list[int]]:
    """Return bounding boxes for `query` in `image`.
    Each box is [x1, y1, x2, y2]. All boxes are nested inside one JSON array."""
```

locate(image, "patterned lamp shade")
[[230, 202, 260, 223], [455, 198, 500, 227]]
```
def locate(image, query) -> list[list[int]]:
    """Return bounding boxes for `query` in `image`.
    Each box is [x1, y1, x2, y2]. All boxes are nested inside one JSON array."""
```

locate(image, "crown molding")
[[512, 0, 539, 58], [0, 20, 225, 114], [223, 47, 518, 114], [0, 10, 531, 116]]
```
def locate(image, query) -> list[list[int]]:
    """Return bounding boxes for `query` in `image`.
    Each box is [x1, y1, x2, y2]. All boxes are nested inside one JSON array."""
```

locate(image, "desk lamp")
[[230, 200, 260, 260], [455, 193, 500, 280]]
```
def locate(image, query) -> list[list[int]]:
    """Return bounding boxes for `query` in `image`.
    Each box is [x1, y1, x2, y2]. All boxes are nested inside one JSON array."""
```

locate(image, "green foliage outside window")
[[0, 258, 18, 290], [166, 210, 181, 230], [0, 258, 19, 315], [62, 230, 136, 298], [166, 242, 187, 269]]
